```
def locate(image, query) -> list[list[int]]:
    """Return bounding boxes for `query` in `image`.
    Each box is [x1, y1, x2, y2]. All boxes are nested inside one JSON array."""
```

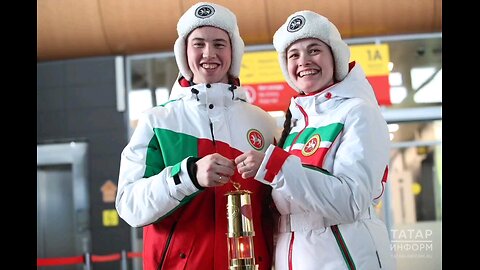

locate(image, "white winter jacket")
[[255, 62, 396, 270]]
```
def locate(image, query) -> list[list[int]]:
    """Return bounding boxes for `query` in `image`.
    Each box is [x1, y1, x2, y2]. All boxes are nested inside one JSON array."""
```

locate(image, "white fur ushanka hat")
[[174, 2, 245, 81], [273, 10, 350, 93]]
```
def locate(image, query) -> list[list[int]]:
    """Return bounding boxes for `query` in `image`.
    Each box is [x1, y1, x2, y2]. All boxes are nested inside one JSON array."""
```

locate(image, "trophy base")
[[229, 258, 258, 270], [229, 266, 258, 270]]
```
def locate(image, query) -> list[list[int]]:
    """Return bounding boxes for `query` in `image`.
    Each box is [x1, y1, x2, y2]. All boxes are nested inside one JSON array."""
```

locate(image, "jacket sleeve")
[[254, 101, 390, 226], [115, 110, 201, 227]]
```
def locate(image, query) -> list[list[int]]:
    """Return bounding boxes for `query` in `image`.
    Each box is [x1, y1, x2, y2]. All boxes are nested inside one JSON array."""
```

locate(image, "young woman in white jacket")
[[235, 10, 396, 270]]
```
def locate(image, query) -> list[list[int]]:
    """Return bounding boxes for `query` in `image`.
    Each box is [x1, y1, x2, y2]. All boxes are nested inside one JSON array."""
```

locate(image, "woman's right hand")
[[235, 150, 265, 179], [195, 153, 235, 187]]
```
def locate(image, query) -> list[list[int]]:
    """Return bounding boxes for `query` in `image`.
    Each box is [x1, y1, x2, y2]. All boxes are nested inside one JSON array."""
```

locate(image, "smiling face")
[[186, 26, 232, 84], [286, 38, 335, 94]]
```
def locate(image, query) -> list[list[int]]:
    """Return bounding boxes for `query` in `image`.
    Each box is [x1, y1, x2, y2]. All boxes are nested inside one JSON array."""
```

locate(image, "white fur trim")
[[174, 2, 245, 81], [273, 10, 350, 92]]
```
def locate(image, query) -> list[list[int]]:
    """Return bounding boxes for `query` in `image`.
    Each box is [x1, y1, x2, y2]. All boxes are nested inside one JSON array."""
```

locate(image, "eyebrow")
[[190, 37, 228, 43], [288, 42, 325, 52], [307, 42, 325, 48]]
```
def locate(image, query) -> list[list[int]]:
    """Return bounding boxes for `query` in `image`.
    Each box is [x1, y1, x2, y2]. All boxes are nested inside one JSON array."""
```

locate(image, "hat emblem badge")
[[195, 5, 215, 19], [287, 15, 305, 32]]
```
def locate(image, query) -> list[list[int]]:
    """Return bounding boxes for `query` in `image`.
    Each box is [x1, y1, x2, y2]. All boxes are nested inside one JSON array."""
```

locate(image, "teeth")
[[202, 63, 219, 69], [299, 70, 318, 77]]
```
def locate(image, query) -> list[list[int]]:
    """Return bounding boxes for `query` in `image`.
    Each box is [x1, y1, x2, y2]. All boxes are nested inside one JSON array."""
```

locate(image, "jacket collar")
[[170, 76, 247, 108], [290, 62, 379, 118]]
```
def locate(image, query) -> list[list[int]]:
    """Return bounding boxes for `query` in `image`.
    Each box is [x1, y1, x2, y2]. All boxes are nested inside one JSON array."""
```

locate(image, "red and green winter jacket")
[[116, 79, 279, 270]]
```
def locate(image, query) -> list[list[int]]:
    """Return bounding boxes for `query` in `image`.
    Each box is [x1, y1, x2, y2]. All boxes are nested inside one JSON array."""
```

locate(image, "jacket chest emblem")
[[247, 129, 264, 150], [301, 134, 321, 156]]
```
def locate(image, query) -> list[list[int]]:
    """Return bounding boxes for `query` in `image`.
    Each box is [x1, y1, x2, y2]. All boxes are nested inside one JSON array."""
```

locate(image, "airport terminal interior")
[[37, 1, 442, 269]]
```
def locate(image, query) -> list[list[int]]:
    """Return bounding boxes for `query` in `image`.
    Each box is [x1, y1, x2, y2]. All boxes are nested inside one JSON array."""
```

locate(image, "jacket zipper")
[[158, 221, 177, 270], [209, 121, 216, 145], [288, 104, 309, 152], [361, 213, 383, 268], [288, 232, 295, 270], [376, 250, 382, 268]]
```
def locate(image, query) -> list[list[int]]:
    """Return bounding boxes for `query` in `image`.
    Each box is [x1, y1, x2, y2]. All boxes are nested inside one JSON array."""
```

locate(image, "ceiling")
[[37, 0, 442, 62]]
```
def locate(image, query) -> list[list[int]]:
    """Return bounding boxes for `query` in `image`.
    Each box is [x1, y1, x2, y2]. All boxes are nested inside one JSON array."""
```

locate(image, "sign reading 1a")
[[350, 44, 391, 106], [239, 43, 392, 113], [368, 48, 383, 61]]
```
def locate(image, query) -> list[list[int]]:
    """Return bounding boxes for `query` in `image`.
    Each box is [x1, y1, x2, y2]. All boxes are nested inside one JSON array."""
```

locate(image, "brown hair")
[[277, 108, 292, 148]]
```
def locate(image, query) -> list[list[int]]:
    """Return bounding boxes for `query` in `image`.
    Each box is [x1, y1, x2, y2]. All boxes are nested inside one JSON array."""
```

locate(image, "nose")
[[202, 44, 215, 59], [299, 54, 312, 67]]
